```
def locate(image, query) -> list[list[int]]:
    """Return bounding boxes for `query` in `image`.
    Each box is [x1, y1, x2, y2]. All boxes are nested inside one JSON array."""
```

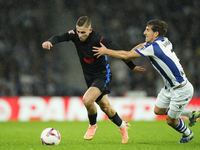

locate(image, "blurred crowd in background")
[[1, 0, 200, 97]]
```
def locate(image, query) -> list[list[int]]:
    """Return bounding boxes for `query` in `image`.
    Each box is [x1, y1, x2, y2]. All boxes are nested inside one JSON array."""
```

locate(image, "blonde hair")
[[76, 16, 91, 28]]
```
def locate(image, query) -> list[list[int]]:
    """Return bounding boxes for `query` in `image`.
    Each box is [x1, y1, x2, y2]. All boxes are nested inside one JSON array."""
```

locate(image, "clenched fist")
[[42, 41, 53, 50]]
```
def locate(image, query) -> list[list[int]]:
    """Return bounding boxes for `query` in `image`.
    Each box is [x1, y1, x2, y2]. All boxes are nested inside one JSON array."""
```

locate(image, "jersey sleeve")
[[135, 43, 154, 57], [48, 29, 76, 45], [99, 34, 137, 69], [98, 36, 121, 50]]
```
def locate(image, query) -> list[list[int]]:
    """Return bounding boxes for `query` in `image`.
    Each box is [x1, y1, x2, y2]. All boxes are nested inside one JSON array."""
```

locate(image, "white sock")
[[119, 121, 125, 128], [91, 123, 97, 127], [181, 109, 192, 118], [183, 128, 191, 136], [176, 118, 191, 136]]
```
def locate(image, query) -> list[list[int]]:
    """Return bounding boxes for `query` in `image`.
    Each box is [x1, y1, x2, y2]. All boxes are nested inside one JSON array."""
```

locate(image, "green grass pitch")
[[0, 120, 199, 150]]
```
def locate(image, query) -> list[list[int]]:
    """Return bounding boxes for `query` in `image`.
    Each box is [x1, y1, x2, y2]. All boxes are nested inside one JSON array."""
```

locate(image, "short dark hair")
[[147, 20, 168, 37], [76, 16, 91, 28]]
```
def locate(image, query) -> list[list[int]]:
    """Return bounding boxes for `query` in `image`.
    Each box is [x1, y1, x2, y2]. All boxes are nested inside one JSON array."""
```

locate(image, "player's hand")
[[93, 43, 108, 58], [42, 41, 53, 50], [133, 65, 147, 72]]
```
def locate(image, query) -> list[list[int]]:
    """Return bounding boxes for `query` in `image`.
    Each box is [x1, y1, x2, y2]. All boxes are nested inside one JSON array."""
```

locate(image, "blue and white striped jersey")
[[135, 37, 187, 89]]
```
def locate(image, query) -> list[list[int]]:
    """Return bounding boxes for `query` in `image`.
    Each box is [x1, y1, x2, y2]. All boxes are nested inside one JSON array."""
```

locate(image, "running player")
[[42, 16, 146, 143], [93, 19, 200, 143]]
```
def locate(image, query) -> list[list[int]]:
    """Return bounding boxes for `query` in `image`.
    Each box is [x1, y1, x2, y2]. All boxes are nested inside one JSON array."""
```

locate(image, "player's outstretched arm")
[[93, 43, 130, 59], [93, 43, 142, 60], [131, 42, 146, 50], [42, 41, 53, 50]]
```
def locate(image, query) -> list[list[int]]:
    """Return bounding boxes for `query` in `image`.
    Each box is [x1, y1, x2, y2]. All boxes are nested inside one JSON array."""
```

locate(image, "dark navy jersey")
[[48, 29, 119, 75]]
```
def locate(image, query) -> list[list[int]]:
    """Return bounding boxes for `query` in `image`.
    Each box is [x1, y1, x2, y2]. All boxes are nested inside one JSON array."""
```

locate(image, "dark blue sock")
[[164, 108, 170, 115], [174, 118, 189, 135]]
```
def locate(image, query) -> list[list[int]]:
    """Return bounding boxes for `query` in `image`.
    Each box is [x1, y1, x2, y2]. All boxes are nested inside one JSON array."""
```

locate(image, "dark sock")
[[164, 108, 170, 115], [109, 112, 123, 127], [88, 113, 97, 125]]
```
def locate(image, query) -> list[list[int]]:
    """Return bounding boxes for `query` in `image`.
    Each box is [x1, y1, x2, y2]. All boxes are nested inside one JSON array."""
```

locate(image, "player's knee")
[[83, 96, 93, 108], [154, 109, 159, 115], [154, 109, 163, 115], [154, 107, 167, 115]]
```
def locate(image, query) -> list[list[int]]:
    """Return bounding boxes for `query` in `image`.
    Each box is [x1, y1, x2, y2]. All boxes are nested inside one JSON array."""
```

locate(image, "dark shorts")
[[84, 72, 112, 102]]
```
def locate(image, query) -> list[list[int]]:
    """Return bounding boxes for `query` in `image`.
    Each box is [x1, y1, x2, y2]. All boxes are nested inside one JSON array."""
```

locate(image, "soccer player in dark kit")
[[42, 16, 146, 143]]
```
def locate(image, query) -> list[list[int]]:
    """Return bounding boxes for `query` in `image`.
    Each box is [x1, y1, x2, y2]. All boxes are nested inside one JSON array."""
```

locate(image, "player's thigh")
[[155, 87, 171, 109], [154, 105, 168, 115], [171, 81, 194, 103], [169, 81, 194, 119], [83, 87, 102, 103]]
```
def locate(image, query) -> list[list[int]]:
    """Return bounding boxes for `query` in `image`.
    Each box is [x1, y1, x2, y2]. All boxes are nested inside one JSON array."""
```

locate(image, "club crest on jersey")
[[139, 45, 145, 50], [68, 30, 75, 34], [84, 57, 94, 64]]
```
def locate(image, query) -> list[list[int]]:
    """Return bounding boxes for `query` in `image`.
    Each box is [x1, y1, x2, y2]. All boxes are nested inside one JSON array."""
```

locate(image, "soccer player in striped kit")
[[93, 19, 200, 143]]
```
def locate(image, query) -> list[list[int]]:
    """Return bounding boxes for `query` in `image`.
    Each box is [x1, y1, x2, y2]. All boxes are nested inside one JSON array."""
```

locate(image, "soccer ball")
[[41, 128, 61, 145]]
